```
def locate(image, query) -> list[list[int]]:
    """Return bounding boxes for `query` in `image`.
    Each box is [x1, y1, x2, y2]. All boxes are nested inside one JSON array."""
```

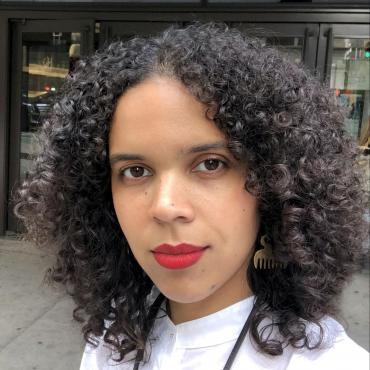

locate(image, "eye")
[[119, 166, 151, 179], [194, 158, 228, 173], [118, 157, 228, 181]]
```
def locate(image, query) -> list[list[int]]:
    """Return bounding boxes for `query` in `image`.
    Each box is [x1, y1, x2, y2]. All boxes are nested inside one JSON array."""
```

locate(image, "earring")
[[253, 234, 287, 269]]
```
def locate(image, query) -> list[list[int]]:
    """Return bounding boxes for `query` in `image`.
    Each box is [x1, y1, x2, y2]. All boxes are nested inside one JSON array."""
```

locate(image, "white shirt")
[[80, 295, 369, 370]]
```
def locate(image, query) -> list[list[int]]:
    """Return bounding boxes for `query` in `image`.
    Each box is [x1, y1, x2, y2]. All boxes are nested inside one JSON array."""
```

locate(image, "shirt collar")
[[152, 295, 255, 349]]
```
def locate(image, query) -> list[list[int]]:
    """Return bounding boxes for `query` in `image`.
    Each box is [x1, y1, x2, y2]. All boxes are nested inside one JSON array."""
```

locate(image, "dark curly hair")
[[13, 21, 369, 363]]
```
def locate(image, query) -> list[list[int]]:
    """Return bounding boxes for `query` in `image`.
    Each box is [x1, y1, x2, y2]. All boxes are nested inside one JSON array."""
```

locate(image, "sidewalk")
[[0, 237, 369, 370], [0, 238, 84, 370]]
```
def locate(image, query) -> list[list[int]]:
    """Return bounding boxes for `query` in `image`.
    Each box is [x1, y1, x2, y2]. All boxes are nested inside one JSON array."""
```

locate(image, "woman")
[[14, 22, 369, 369]]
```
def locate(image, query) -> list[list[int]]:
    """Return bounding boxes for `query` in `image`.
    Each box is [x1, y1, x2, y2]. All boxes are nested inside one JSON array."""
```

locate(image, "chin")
[[157, 284, 217, 304]]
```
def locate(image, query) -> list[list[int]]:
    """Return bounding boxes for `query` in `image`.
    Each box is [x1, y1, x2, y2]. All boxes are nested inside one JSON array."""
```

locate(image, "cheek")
[[111, 188, 139, 236], [219, 183, 259, 221], [224, 192, 260, 243]]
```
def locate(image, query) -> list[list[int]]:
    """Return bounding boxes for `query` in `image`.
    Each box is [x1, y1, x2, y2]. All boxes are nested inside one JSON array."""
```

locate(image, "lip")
[[152, 243, 208, 269]]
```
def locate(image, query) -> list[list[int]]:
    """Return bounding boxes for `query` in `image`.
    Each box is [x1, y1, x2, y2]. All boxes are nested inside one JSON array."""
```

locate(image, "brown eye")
[[120, 166, 150, 179], [195, 158, 228, 173]]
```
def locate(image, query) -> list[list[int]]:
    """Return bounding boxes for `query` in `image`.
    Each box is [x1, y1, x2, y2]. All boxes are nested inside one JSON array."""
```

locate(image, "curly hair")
[[13, 21, 369, 362]]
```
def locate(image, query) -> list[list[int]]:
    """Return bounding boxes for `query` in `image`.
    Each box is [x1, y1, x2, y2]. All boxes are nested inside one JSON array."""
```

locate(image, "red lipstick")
[[152, 243, 208, 270]]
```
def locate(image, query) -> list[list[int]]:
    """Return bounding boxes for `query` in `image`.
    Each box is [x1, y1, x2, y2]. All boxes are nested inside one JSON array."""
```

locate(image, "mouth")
[[152, 243, 209, 270]]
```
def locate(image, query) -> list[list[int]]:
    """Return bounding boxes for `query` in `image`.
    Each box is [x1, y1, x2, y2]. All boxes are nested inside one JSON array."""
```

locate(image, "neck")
[[168, 267, 252, 325]]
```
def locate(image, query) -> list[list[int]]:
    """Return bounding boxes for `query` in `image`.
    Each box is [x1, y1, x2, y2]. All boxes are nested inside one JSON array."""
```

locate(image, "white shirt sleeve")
[[286, 318, 369, 370], [80, 340, 113, 370], [79, 335, 136, 370]]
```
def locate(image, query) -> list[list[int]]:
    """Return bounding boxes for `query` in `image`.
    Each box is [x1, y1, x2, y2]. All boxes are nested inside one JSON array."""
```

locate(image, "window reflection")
[[20, 32, 81, 182], [331, 37, 370, 194], [331, 38, 370, 146], [263, 36, 303, 64]]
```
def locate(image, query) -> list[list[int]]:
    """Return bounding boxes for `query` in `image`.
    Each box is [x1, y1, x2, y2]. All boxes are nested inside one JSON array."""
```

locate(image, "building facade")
[[0, 0, 369, 235]]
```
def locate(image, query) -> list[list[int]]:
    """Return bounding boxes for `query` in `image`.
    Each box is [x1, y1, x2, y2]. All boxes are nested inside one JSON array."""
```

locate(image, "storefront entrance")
[[4, 16, 370, 234], [7, 19, 94, 231]]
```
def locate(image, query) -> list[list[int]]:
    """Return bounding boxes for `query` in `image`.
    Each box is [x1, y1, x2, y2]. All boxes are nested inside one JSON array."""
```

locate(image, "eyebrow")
[[109, 141, 229, 166]]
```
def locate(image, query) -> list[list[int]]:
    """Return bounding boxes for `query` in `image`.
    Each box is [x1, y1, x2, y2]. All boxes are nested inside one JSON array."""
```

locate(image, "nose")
[[149, 173, 195, 224]]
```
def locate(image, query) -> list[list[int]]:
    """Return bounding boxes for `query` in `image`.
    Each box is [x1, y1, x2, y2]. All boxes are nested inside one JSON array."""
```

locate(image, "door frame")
[[316, 23, 370, 83], [7, 19, 94, 233], [0, 6, 368, 235], [230, 22, 320, 74]]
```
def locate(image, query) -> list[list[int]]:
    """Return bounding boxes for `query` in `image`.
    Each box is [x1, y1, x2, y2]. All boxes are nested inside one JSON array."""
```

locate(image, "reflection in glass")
[[331, 38, 370, 145], [262, 36, 303, 64], [20, 32, 81, 182], [330, 38, 370, 193], [231, 24, 304, 65]]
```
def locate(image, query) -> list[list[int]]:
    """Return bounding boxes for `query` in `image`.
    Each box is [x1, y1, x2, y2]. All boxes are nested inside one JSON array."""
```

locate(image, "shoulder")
[[80, 336, 137, 370], [286, 316, 369, 370], [79, 319, 136, 370], [79, 339, 110, 370], [80, 290, 161, 370]]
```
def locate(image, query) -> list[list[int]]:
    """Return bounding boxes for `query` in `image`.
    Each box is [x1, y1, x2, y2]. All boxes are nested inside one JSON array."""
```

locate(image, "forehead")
[[109, 76, 226, 152]]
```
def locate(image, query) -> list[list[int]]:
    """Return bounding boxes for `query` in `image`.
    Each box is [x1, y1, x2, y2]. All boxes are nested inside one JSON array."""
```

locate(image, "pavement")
[[0, 236, 369, 370]]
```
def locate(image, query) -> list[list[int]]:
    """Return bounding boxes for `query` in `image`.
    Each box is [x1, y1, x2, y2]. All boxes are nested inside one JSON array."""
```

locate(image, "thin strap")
[[133, 293, 165, 370], [222, 303, 257, 370], [134, 296, 256, 370], [133, 350, 143, 370]]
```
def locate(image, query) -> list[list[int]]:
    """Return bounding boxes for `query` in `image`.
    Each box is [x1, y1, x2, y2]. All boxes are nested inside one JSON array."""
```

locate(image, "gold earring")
[[253, 234, 287, 269]]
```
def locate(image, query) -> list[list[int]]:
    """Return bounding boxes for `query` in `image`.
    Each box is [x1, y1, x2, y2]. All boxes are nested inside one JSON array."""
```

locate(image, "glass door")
[[8, 19, 94, 232], [317, 24, 369, 193], [317, 24, 369, 146], [230, 23, 319, 73], [99, 21, 181, 49]]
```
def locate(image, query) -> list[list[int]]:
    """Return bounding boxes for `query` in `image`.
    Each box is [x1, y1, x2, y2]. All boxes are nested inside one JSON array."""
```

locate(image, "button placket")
[[160, 327, 178, 370]]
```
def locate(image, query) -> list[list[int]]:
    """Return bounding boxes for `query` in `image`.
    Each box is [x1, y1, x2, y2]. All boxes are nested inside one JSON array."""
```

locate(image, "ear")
[[205, 102, 218, 120]]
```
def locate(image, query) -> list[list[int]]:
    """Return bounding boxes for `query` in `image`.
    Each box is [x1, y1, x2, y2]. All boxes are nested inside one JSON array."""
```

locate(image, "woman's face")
[[109, 76, 260, 308]]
